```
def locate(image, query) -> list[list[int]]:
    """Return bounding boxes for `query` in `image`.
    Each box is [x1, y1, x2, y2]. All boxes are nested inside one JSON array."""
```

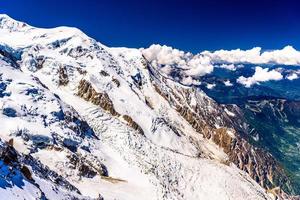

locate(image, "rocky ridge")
[[0, 14, 297, 199]]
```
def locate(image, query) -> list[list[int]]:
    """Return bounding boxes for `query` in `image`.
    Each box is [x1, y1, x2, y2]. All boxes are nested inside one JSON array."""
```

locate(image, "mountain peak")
[[0, 14, 297, 200], [0, 13, 15, 20], [0, 14, 30, 32]]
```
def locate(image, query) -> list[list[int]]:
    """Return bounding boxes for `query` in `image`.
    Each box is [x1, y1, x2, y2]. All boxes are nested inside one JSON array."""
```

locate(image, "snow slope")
[[0, 14, 276, 200]]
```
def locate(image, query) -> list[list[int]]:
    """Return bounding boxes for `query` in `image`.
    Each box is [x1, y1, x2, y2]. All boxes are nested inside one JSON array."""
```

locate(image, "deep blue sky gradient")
[[0, 0, 299, 53]]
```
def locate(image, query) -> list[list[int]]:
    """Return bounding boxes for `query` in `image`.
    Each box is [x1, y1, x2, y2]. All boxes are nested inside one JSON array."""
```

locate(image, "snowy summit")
[[0, 14, 296, 200]]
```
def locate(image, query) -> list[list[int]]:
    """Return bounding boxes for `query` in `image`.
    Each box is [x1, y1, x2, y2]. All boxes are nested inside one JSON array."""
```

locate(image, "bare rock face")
[[1, 140, 18, 165], [77, 79, 119, 116], [151, 74, 293, 194], [96, 194, 105, 200], [212, 128, 234, 153], [36, 55, 45, 70], [145, 96, 154, 110], [77, 79, 144, 135], [0, 44, 20, 68], [77, 163, 97, 178], [58, 66, 69, 86], [76, 67, 87, 75], [123, 115, 144, 135], [100, 70, 110, 77], [19, 153, 82, 194], [20, 165, 33, 180], [67, 153, 108, 178], [0, 139, 79, 194], [112, 78, 120, 87], [225, 136, 291, 192]]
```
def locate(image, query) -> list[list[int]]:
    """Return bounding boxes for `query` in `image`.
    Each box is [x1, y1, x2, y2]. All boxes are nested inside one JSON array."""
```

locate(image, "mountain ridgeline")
[[0, 14, 299, 200]]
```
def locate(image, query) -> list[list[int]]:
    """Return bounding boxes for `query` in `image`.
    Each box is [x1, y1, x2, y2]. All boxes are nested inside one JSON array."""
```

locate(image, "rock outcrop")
[[151, 71, 293, 194], [77, 79, 119, 116], [122, 115, 144, 135]]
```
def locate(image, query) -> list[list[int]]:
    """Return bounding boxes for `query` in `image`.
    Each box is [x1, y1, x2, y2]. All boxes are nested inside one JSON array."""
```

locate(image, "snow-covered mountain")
[[0, 14, 296, 200]]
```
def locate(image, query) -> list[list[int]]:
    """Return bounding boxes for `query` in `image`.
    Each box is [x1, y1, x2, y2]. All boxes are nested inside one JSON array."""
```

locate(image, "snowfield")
[[0, 14, 275, 200]]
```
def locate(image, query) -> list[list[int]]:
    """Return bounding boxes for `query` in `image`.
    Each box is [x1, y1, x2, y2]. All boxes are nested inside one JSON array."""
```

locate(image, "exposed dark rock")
[[58, 66, 69, 86], [151, 118, 181, 137], [212, 128, 235, 153], [112, 78, 120, 87], [153, 84, 169, 102], [123, 115, 144, 135], [1, 143, 18, 164], [62, 107, 96, 139], [21, 154, 81, 194], [67, 153, 108, 178], [20, 165, 33, 180], [0, 44, 20, 68], [8, 138, 14, 146], [0, 139, 81, 194], [76, 67, 87, 75], [96, 194, 105, 200], [77, 79, 119, 116], [78, 162, 97, 178], [35, 55, 45, 69], [145, 97, 154, 110], [152, 79, 293, 195], [68, 46, 89, 58], [100, 70, 109, 77]]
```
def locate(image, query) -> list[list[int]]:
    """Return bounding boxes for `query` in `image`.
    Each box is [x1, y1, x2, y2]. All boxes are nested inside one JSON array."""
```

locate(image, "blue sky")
[[0, 0, 299, 53]]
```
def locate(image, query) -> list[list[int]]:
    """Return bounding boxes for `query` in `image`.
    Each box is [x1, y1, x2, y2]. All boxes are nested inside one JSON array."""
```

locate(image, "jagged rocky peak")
[[0, 14, 298, 200]]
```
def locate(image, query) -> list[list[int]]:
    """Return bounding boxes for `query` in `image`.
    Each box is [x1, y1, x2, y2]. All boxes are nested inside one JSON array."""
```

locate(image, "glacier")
[[0, 14, 296, 200]]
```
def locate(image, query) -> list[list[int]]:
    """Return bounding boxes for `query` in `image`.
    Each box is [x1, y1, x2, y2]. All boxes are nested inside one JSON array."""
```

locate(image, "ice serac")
[[0, 14, 297, 199]]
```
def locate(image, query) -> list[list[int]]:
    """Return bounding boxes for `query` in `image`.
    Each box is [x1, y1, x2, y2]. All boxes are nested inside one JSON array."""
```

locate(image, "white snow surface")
[[0, 14, 273, 200]]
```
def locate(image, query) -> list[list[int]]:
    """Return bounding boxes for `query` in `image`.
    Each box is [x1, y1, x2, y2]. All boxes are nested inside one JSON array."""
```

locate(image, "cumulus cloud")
[[218, 64, 236, 71], [286, 73, 298, 80], [142, 44, 300, 87], [181, 76, 201, 85], [206, 83, 216, 89], [185, 55, 213, 77], [224, 80, 233, 86], [203, 47, 261, 64], [142, 44, 214, 85], [215, 63, 244, 71], [142, 44, 187, 66], [237, 66, 283, 87], [202, 46, 300, 66]]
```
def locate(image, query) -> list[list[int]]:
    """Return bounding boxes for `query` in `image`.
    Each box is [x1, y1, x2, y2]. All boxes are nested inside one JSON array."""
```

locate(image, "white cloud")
[[260, 46, 300, 65], [181, 76, 201, 85], [142, 44, 187, 66], [142, 44, 300, 87], [202, 46, 300, 66], [216, 63, 244, 71], [237, 66, 283, 87], [206, 83, 216, 89], [185, 55, 213, 77], [218, 64, 236, 71], [142, 44, 214, 84], [224, 80, 233, 86], [203, 47, 261, 64], [286, 73, 298, 80]]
